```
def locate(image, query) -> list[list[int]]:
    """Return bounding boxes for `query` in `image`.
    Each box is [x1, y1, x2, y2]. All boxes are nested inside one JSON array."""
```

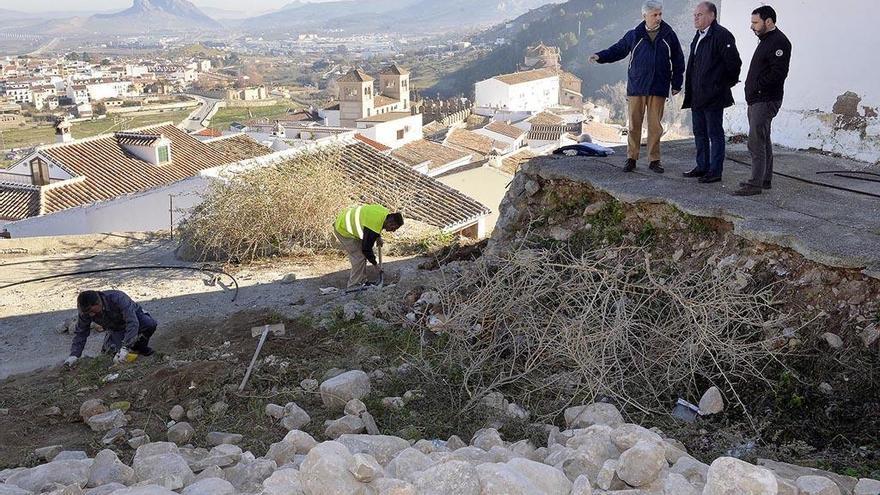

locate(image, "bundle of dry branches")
[[178, 147, 354, 263], [435, 246, 789, 420]]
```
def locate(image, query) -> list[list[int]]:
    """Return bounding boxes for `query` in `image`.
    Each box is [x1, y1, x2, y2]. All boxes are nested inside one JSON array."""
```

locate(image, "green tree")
[[558, 32, 579, 51]]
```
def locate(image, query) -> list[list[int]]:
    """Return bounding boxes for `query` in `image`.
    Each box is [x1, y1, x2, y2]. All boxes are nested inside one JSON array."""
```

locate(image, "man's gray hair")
[[642, 0, 663, 14]]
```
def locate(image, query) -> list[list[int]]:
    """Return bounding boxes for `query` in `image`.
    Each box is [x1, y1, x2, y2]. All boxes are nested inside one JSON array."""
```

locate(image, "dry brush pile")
[[178, 148, 354, 263], [434, 245, 791, 422]]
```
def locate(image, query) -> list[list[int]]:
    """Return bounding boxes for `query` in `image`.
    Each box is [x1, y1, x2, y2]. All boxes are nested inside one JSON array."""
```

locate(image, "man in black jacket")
[[682, 2, 742, 183], [734, 5, 792, 196], [64, 290, 158, 368]]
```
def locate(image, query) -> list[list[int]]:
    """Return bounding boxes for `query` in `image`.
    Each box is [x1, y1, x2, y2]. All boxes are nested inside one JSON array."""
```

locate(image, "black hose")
[[725, 157, 880, 199], [816, 170, 880, 177], [0, 265, 239, 301]]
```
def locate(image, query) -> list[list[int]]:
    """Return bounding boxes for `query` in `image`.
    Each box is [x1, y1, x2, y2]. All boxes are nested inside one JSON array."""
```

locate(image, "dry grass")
[[178, 147, 354, 263], [434, 245, 791, 423]]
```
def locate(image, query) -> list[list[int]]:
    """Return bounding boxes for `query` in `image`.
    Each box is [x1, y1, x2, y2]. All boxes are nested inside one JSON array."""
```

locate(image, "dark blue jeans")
[[101, 310, 157, 354], [691, 108, 726, 177]]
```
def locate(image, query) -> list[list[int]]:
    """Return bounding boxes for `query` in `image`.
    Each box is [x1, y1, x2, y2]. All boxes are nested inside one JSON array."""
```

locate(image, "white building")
[[723, 0, 880, 163], [475, 69, 560, 115], [473, 121, 526, 154], [355, 112, 422, 150], [85, 80, 133, 101], [3, 83, 33, 104]]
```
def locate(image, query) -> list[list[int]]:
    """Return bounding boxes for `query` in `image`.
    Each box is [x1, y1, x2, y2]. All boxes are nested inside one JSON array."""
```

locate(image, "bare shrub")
[[178, 147, 354, 263], [434, 246, 789, 422]]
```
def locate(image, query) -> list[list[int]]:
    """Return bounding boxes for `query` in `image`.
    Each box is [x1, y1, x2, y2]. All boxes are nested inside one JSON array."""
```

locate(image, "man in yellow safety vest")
[[334, 204, 404, 288]]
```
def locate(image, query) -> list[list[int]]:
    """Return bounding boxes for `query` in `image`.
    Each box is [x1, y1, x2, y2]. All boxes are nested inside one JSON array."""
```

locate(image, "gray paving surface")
[[530, 140, 880, 278]]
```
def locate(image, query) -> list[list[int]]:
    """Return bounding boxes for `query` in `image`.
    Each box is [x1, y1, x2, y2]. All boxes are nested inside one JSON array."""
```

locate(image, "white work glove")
[[64, 356, 78, 368], [113, 347, 129, 364]]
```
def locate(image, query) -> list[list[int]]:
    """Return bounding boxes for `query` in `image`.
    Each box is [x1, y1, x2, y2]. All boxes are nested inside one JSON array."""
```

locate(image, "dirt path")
[[0, 234, 425, 379]]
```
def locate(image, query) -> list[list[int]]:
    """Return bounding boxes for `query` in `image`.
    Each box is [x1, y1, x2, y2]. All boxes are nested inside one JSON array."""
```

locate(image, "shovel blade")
[[251, 323, 286, 337]]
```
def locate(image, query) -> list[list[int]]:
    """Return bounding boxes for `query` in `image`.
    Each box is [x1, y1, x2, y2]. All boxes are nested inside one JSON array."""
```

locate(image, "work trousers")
[[627, 95, 666, 161], [691, 108, 726, 178], [101, 310, 157, 354], [747, 100, 782, 187], [335, 230, 367, 288]]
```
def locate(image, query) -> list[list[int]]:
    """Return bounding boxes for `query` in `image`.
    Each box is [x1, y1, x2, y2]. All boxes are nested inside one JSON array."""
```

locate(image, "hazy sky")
[[0, 0, 337, 13]]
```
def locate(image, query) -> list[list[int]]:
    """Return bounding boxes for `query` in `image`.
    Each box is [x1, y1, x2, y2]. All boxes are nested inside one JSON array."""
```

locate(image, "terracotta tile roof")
[[560, 71, 582, 83], [353, 133, 391, 152], [338, 69, 374, 83], [0, 183, 40, 221], [380, 63, 410, 76], [423, 121, 447, 138], [323, 103, 340, 111], [391, 139, 470, 170], [204, 134, 273, 161], [35, 123, 268, 215], [582, 121, 626, 144], [494, 68, 558, 86], [336, 143, 489, 230], [445, 128, 498, 157], [498, 149, 537, 175], [527, 124, 567, 141], [194, 128, 223, 137], [373, 95, 399, 108], [528, 111, 565, 125], [484, 121, 525, 140], [356, 112, 413, 123]]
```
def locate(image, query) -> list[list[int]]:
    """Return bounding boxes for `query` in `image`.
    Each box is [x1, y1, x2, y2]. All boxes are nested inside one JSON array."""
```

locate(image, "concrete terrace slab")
[[527, 140, 880, 278]]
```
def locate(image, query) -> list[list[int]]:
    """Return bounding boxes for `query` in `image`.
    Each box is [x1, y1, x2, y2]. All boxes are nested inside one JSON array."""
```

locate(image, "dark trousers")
[[691, 108, 726, 178], [101, 310, 157, 354], [747, 100, 782, 187]]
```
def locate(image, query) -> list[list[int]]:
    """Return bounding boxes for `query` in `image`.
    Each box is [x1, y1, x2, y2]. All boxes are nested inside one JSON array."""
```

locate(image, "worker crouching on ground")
[[64, 290, 158, 368], [334, 204, 404, 289]]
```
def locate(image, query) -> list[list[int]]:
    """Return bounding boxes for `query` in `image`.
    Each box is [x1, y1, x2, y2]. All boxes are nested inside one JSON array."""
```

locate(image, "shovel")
[[238, 323, 286, 392]]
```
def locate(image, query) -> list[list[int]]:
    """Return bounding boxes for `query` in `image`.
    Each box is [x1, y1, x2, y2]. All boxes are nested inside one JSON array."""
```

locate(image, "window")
[[397, 129, 405, 140], [157, 145, 170, 163]]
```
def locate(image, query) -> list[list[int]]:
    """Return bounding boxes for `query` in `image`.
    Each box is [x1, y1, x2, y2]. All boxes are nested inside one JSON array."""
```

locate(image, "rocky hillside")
[[429, 0, 699, 97], [25, 0, 222, 35]]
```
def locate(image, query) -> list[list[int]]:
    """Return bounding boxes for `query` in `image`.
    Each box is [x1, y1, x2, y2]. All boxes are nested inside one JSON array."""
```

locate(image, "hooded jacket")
[[596, 20, 686, 98]]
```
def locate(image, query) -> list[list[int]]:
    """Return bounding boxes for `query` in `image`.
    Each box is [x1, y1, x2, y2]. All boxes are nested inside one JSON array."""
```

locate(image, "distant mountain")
[[241, 0, 564, 33], [90, 0, 222, 31], [428, 0, 698, 97]]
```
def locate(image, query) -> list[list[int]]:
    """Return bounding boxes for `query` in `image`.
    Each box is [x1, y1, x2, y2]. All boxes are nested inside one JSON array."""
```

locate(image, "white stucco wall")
[[5, 177, 210, 238], [475, 77, 560, 113], [358, 114, 423, 149], [723, 0, 880, 163]]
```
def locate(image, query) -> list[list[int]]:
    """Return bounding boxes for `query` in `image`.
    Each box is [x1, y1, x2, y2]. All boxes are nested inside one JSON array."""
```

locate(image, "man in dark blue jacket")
[[682, 2, 742, 183], [590, 0, 685, 173], [64, 290, 158, 368]]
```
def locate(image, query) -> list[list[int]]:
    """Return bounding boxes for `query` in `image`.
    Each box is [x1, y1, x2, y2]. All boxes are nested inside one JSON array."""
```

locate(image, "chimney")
[[29, 156, 50, 186], [54, 117, 72, 144]]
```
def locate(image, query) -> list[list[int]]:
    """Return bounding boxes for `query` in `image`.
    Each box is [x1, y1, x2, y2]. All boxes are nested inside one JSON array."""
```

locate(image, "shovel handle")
[[239, 326, 269, 392]]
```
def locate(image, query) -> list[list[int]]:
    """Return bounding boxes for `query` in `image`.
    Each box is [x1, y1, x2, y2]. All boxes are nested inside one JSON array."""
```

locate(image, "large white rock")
[[325, 415, 365, 439], [87, 450, 134, 488], [222, 458, 276, 493], [615, 439, 667, 487], [446, 446, 495, 465], [299, 441, 367, 494], [265, 441, 298, 466], [83, 482, 126, 495], [664, 472, 699, 495], [475, 463, 543, 494], [564, 403, 624, 429], [280, 403, 311, 431], [855, 478, 880, 495], [369, 478, 416, 495], [0, 484, 32, 495], [132, 453, 194, 490], [180, 478, 234, 495], [699, 386, 724, 415], [570, 475, 593, 495], [506, 458, 572, 494], [471, 429, 504, 452], [133, 444, 179, 467], [611, 423, 664, 451], [671, 456, 710, 485], [336, 435, 409, 466], [409, 460, 480, 495], [105, 485, 178, 495], [566, 425, 620, 470], [86, 410, 127, 432], [166, 423, 195, 445], [320, 371, 371, 409], [703, 457, 778, 495], [261, 469, 304, 495], [384, 448, 433, 481], [596, 459, 626, 491], [796, 475, 842, 495], [6, 460, 92, 492], [283, 430, 319, 455], [80, 399, 109, 422], [349, 453, 383, 483]]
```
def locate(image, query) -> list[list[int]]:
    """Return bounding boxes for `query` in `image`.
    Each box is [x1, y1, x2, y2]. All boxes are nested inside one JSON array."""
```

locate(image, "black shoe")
[[733, 186, 762, 196], [683, 168, 706, 178], [698, 175, 722, 184], [623, 159, 636, 172], [131, 345, 155, 356], [648, 161, 664, 174], [738, 181, 772, 190]]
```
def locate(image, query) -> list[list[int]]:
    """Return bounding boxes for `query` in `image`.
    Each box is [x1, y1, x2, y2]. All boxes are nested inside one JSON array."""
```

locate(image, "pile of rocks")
[[4, 399, 878, 495]]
